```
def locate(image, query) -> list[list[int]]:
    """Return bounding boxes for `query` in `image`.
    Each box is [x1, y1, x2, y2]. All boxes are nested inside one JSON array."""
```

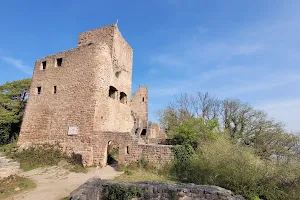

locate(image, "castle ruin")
[[18, 24, 172, 167]]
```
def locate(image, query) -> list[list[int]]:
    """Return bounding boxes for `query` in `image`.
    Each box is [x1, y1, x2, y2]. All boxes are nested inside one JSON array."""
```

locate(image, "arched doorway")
[[106, 141, 119, 166]]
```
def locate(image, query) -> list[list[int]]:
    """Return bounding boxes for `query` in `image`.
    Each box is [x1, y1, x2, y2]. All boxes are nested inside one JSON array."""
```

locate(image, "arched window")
[[109, 86, 118, 99], [120, 92, 127, 104]]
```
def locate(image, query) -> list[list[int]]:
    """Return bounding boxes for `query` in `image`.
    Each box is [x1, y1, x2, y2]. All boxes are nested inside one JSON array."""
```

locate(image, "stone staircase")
[[0, 152, 20, 178]]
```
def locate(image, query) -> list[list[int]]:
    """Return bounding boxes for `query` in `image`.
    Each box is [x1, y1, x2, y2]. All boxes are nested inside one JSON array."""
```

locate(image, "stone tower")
[[18, 24, 171, 167]]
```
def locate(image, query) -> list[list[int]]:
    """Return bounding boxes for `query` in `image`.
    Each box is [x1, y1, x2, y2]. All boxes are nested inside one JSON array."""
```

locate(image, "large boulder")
[[69, 178, 245, 200]]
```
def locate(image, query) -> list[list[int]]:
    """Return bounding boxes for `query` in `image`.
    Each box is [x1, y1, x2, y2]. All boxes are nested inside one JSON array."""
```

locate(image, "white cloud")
[[200, 65, 249, 80], [256, 98, 300, 132], [214, 71, 300, 97], [146, 1, 300, 131], [0, 56, 32, 75]]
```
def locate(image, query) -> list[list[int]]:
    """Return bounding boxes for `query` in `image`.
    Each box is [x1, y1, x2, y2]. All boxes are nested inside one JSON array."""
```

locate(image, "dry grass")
[[114, 168, 175, 184], [0, 175, 36, 199], [0, 143, 88, 173]]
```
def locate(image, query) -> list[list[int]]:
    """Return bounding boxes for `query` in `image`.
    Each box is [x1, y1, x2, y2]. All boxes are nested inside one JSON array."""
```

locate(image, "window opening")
[[37, 87, 41, 95], [120, 92, 127, 104], [57, 58, 63, 67], [109, 86, 118, 99]]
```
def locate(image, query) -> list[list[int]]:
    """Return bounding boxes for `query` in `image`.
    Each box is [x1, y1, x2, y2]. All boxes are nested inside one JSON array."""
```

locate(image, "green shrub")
[[0, 142, 18, 153], [171, 137, 300, 200], [137, 157, 148, 168], [107, 184, 143, 200], [172, 118, 220, 149], [171, 143, 194, 181]]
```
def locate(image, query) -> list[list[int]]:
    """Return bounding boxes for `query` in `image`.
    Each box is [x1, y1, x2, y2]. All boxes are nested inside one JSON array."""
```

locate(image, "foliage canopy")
[[0, 78, 31, 145]]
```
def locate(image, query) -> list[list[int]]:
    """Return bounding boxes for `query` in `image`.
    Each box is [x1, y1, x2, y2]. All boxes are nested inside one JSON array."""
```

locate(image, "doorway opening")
[[106, 141, 119, 166]]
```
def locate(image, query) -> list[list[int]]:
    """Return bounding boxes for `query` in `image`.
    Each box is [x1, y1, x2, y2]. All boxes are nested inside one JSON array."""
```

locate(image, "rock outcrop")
[[69, 178, 245, 200]]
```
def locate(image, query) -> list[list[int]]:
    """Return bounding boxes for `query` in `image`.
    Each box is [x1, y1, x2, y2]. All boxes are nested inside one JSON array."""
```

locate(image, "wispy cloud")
[[150, 54, 185, 68], [0, 56, 32, 75], [257, 98, 300, 110], [146, 1, 300, 131], [213, 71, 300, 97], [256, 98, 300, 132]]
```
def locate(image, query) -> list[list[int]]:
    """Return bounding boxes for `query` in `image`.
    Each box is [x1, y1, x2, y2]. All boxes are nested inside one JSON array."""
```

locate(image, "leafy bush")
[[171, 143, 194, 181], [107, 184, 143, 200], [137, 157, 148, 168], [172, 118, 220, 149], [171, 136, 300, 200]]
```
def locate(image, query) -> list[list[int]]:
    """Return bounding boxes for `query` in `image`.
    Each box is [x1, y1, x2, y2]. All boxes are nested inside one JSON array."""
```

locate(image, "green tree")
[[0, 78, 31, 145], [158, 92, 299, 160], [172, 117, 220, 149]]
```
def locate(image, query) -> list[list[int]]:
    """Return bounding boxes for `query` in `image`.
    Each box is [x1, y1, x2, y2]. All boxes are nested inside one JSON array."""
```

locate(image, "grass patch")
[[115, 158, 175, 184], [115, 168, 175, 183], [0, 143, 88, 173], [0, 175, 36, 199]]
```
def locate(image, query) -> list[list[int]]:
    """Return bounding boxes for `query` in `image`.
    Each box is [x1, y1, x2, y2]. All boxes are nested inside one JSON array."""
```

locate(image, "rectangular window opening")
[[57, 58, 63, 67], [53, 86, 57, 94], [42, 61, 47, 70], [141, 129, 147, 136], [37, 87, 41, 95], [109, 86, 118, 99], [126, 146, 130, 154]]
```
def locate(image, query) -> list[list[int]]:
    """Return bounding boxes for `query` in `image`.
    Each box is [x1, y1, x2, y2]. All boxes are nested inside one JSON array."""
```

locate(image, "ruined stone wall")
[[18, 44, 103, 147], [131, 85, 148, 122], [80, 132, 173, 167], [147, 122, 167, 139], [19, 25, 135, 163], [18, 24, 174, 168], [93, 25, 134, 133], [86, 132, 140, 166], [77, 24, 115, 48], [137, 144, 173, 166], [69, 179, 245, 200]]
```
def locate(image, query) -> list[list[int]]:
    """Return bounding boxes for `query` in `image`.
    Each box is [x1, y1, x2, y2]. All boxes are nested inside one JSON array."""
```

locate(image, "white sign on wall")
[[68, 126, 78, 136]]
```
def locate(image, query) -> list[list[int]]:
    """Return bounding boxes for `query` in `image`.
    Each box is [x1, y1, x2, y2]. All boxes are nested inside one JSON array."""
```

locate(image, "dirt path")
[[6, 165, 123, 200]]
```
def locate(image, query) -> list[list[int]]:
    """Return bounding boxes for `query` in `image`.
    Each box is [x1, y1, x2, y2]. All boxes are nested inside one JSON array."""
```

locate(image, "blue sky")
[[0, 0, 299, 132]]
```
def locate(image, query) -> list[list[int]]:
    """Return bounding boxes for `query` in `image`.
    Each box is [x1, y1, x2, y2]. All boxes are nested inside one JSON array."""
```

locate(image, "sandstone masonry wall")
[[131, 85, 148, 122], [18, 24, 172, 168], [137, 144, 173, 166]]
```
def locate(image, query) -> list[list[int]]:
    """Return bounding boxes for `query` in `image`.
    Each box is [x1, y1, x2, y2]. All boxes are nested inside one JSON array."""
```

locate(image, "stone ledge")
[[69, 178, 245, 200]]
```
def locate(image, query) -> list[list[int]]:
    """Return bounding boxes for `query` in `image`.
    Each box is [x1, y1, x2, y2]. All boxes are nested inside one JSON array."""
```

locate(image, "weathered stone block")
[[69, 179, 245, 200]]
